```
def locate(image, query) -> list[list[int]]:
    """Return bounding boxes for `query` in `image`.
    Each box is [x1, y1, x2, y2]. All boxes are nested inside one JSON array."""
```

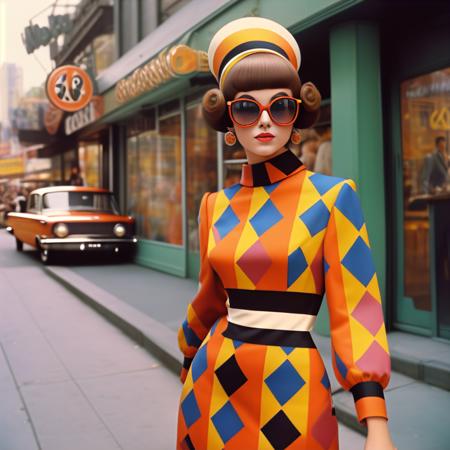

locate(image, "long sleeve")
[[323, 179, 391, 424], [177, 191, 228, 382]]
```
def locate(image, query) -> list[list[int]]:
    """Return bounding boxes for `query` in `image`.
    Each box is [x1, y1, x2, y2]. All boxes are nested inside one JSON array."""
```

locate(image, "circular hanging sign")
[[46, 65, 93, 112]]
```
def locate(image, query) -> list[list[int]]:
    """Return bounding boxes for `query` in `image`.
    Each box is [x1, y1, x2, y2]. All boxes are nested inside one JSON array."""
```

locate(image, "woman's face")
[[232, 87, 294, 164]]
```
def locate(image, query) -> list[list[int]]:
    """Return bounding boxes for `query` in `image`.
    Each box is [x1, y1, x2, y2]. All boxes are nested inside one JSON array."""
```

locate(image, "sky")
[[0, 0, 80, 91]]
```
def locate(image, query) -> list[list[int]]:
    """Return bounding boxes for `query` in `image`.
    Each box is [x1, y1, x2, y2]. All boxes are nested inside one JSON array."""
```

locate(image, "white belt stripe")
[[227, 307, 317, 332]]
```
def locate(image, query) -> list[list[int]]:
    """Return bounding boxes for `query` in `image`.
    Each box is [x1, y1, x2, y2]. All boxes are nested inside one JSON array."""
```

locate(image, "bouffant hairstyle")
[[202, 53, 321, 132]]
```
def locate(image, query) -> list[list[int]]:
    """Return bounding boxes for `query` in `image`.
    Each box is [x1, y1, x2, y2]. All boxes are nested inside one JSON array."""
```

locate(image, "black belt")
[[225, 288, 323, 315], [222, 322, 316, 348]]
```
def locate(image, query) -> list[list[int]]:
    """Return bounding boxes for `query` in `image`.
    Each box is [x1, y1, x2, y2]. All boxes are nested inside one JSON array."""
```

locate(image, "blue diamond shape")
[[324, 258, 330, 273], [309, 173, 343, 195], [264, 181, 280, 195], [211, 401, 244, 444], [214, 205, 239, 239], [265, 360, 305, 406], [321, 371, 331, 390], [287, 247, 308, 287], [300, 200, 330, 236], [210, 319, 219, 336], [334, 350, 348, 380], [334, 183, 364, 231], [224, 183, 241, 200], [282, 346, 294, 355], [249, 199, 283, 236], [341, 237, 376, 286], [181, 390, 201, 428], [233, 339, 244, 349], [182, 320, 202, 348], [191, 344, 208, 382]]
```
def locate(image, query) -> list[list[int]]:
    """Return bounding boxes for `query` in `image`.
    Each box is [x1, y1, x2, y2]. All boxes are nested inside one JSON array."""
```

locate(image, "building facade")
[[34, 0, 450, 339]]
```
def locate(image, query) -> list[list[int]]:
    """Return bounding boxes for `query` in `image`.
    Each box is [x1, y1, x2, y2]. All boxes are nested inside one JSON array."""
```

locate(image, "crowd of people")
[[0, 183, 29, 225]]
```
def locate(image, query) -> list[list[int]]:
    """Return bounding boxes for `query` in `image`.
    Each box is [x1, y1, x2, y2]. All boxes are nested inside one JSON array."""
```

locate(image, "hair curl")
[[202, 53, 321, 132]]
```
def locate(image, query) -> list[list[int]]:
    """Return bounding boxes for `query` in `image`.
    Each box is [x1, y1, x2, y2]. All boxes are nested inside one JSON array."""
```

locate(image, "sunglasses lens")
[[270, 98, 297, 124], [231, 100, 260, 125]]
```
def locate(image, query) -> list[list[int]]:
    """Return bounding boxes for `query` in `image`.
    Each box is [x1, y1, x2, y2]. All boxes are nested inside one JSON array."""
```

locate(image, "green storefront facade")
[[90, 0, 450, 339]]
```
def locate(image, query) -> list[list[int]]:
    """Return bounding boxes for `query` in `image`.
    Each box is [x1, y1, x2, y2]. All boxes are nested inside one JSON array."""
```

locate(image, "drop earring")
[[224, 129, 236, 146], [290, 128, 301, 145]]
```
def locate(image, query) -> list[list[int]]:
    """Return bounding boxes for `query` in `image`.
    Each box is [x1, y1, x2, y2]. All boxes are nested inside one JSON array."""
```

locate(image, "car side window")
[[28, 194, 39, 212]]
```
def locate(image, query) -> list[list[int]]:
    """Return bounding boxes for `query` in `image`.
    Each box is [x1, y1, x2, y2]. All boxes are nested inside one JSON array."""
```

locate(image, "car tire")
[[15, 238, 23, 251], [40, 249, 53, 265]]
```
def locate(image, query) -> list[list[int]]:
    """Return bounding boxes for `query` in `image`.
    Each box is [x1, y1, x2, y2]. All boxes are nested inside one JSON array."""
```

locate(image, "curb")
[[43, 265, 183, 376]]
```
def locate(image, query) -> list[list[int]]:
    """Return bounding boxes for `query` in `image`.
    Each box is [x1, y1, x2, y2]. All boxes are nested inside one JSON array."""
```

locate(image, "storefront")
[[77, 0, 449, 339]]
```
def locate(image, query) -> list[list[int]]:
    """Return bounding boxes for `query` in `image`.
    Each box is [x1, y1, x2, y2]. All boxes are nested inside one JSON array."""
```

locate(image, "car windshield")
[[42, 191, 119, 214]]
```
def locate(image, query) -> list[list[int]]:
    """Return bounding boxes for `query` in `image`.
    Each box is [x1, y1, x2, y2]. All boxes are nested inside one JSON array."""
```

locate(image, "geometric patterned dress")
[[177, 148, 390, 450]]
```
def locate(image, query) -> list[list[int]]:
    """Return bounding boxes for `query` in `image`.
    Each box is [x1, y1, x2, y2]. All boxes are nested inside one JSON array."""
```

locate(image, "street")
[[0, 232, 180, 450]]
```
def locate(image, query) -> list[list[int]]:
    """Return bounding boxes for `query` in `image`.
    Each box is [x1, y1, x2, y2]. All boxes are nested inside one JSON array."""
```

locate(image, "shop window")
[[400, 67, 450, 319], [126, 108, 182, 245], [186, 102, 218, 251], [78, 143, 103, 187]]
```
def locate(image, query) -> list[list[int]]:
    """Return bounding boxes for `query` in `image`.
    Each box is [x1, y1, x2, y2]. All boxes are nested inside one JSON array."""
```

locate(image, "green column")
[[315, 21, 387, 336]]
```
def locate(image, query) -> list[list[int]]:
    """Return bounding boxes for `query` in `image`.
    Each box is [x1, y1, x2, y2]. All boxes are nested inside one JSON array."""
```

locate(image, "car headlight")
[[54, 222, 69, 238], [114, 223, 126, 238]]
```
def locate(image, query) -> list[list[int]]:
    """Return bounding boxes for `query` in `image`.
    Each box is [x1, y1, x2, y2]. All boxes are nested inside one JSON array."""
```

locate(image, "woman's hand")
[[364, 417, 396, 450]]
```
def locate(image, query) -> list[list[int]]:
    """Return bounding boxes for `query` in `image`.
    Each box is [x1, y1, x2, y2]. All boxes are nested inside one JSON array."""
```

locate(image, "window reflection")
[[400, 67, 450, 312], [186, 103, 218, 251]]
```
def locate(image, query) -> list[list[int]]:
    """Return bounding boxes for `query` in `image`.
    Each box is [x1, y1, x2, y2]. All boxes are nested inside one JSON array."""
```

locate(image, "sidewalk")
[[0, 261, 180, 450], [44, 260, 450, 449]]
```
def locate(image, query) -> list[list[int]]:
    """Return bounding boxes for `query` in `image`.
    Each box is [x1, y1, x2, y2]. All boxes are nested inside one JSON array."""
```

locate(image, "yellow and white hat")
[[208, 17, 301, 90]]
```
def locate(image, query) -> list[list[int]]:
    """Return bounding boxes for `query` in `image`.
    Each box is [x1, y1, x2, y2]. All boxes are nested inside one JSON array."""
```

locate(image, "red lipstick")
[[255, 132, 275, 142]]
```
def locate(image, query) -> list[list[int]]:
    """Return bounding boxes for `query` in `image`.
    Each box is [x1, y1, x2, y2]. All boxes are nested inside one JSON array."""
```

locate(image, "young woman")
[[177, 17, 395, 450]]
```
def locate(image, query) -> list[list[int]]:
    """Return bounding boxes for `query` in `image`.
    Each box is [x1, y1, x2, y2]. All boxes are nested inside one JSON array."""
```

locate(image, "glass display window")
[[400, 67, 450, 325], [186, 102, 218, 251]]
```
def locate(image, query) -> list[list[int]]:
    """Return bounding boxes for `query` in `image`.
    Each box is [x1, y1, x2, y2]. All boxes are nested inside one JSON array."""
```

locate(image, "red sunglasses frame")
[[227, 96, 302, 128]]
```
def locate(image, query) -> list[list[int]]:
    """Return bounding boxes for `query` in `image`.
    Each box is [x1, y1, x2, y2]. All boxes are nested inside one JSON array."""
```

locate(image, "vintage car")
[[6, 186, 137, 264]]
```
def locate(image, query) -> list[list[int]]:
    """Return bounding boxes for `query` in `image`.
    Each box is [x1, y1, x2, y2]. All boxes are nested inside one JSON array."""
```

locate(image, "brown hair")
[[202, 52, 321, 132]]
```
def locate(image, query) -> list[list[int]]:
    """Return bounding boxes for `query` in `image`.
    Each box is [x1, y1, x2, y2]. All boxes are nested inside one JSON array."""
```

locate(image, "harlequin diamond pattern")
[[214, 205, 240, 239], [180, 435, 195, 450], [181, 390, 201, 428], [224, 183, 241, 200], [341, 237, 376, 286], [215, 355, 248, 396], [191, 344, 208, 382], [334, 183, 364, 231], [356, 341, 390, 376], [261, 410, 301, 449], [334, 350, 348, 380], [321, 370, 331, 390], [237, 240, 272, 285], [211, 401, 244, 444], [351, 291, 384, 335], [249, 199, 283, 236], [309, 173, 343, 196], [265, 360, 305, 406], [287, 247, 308, 287], [299, 199, 330, 236]]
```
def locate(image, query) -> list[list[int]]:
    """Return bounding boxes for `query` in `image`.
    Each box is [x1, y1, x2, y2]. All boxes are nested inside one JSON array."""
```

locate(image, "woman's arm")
[[365, 417, 396, 450]]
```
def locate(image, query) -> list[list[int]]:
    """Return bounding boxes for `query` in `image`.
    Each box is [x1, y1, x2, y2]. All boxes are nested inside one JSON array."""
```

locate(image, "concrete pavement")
[[0, 233, 179, 450]]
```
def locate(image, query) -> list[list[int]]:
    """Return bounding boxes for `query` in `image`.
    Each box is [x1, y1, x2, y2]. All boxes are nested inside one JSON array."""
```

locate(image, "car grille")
[[66, 222, 133, 236]]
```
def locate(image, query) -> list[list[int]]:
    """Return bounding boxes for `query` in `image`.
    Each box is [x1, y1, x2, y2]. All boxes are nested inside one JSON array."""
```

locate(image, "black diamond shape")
[[261, 410, 301, 449], [181, 434, 195, 450], [214, 355, 248, 397]]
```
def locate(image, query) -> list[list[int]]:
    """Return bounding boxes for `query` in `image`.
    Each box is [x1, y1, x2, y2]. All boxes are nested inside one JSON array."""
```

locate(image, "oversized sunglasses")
[[227, 96, 302, 127]]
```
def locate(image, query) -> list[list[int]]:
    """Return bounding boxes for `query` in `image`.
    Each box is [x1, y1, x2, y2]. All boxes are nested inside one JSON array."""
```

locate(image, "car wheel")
[[40, 249, 53, 265], [15, 238, 23, 252]]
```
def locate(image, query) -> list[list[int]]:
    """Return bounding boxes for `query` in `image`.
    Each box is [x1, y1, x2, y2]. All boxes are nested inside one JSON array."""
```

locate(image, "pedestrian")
[[177, 17, 395, 450], [420, 135, 449, 194], [68, 164, 84, 186]]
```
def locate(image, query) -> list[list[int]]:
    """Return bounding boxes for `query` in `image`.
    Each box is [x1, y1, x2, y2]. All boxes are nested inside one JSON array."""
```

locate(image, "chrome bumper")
[[39, 236, 138, 252]]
